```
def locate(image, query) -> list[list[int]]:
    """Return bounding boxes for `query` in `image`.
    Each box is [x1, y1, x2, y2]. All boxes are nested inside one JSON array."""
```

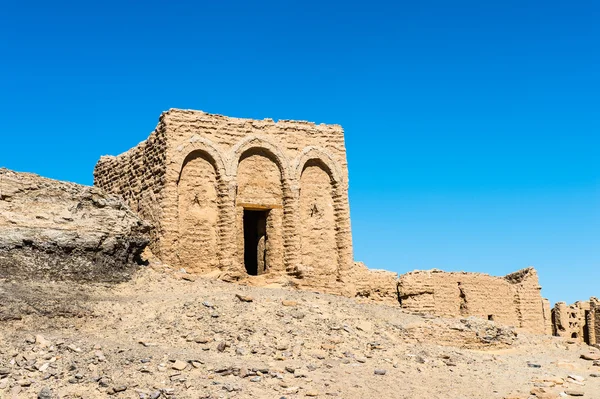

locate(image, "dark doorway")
[[243, 209, 269, 275]]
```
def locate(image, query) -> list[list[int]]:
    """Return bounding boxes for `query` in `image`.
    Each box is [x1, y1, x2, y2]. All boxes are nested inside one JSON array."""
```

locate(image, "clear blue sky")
[[1, 1, 598, 305]]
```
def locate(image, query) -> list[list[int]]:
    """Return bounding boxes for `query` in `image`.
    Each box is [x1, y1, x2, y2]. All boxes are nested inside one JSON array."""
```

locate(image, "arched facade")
[[94, 109, 354, 282]]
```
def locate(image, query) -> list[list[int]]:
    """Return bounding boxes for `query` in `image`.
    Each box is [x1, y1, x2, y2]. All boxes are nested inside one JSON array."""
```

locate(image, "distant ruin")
[[552, 298, 599, 346], [397, 268, 551, 334]]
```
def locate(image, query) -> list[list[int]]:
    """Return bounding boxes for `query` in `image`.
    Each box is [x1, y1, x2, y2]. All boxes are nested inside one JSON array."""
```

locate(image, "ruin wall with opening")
[[397, 267, 548, 334], [552, 297, 599, 346]]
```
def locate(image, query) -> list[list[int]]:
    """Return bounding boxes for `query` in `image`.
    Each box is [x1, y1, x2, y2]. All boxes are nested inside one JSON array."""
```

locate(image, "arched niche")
[[177, 150, 220, 273], [299, 158, 339, 277]]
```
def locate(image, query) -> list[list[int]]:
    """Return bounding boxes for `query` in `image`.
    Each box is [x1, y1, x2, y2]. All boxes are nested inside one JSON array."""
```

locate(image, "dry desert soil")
[[1, 262, 599, 399]]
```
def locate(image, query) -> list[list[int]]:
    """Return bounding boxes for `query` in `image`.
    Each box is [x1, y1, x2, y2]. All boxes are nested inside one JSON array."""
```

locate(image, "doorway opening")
[[243, 209, 269, 276]]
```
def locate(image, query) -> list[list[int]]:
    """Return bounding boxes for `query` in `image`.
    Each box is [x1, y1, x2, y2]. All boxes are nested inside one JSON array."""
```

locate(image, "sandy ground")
[[1, 263, 599, 399]]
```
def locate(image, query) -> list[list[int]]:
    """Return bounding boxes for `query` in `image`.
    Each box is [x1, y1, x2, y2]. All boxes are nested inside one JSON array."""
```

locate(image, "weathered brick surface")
[[552, 297, 599, 345], [397, 268, 548, 334], [94, 109, 359, 291]]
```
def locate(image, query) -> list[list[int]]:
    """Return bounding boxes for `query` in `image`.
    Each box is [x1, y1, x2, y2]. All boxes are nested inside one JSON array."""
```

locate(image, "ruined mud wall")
[[398, 268, 547, 334], [94, 123, 167, 253], [552, 298, 599, 346], [0, 168, 149, 282]]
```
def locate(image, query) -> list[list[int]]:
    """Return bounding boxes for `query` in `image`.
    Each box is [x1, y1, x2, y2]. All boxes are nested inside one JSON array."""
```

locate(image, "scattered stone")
[[113, 385, 127, 393], [38, 387, 53, 399], [250, 376, 261, 382], [568, 375, 585, 383], [282, 300, 298, 307], [36, 335, 51, 348], [590, 373, 600, 378], [581, 352, 600, 361], [236, 294, 254, 302], [66, 344, 82, 353], [217, 342, 229, 352], [374, 369, 387, 375], [202, 301, 214, 308], [139, 341, 157, 347], [527, 362, 542, 368], [564, 390, 584, 397], [306, 391, 319, 397], [171, 360, 188, 371]]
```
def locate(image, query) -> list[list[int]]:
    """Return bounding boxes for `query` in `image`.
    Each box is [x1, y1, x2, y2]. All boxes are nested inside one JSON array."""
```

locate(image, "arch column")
[[333, 181, 353, 277], [283, 183, 302, 276], [218, 175, 239, 273]]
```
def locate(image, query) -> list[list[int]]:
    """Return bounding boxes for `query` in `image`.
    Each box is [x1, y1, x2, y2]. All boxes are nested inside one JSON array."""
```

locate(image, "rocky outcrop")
[[0, 168, 150, 282]]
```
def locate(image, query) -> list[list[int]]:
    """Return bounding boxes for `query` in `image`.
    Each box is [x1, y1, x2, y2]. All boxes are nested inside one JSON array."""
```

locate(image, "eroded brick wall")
[[398, 268, 547, 334], [94, 123, 167, 253], [553, 298, 599, 345]]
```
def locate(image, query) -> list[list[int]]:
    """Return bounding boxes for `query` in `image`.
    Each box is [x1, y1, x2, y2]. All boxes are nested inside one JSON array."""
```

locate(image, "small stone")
[[36, 335, 51, 348], [527, 363, 542, 368], [17, 379, 32, 387], [66, 344, 82, 353], [294, 369, 308, 378], [250, 376, 261, 382], [568, 374, 585, 383], [564, 390, 584, 397], [217, 342, 229, 352], [171, 360, 188, 371], [374, 369, 387, 375], [191, 361, 203, 369], [202, 301, 214, 308], [194, 337, 211, 344], [113, 385, 127, 393], [306, 391, 319, 397], [38, 387, 53, 399], [0, 368, 10, 375], [355, 357, 367, 363], [581, 352, 600, 361], [282, 300, 298, 307], [95, 351, 106, 362], [590, 373, 600, 378], [236, 347, 247, 356], [235, 294, 254, 302]]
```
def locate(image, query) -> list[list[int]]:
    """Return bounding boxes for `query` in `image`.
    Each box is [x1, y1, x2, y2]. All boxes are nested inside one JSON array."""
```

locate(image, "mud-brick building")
[[94, 109, 353, 284]]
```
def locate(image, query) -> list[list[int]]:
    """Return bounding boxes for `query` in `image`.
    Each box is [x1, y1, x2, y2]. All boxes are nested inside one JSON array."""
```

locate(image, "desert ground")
[[1, 261, 599, 399]]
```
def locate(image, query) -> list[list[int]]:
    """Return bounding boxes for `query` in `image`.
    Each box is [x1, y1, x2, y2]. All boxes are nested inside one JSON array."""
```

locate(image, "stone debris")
[[235, 294, 254, 302], [0, 260, 598, 398]]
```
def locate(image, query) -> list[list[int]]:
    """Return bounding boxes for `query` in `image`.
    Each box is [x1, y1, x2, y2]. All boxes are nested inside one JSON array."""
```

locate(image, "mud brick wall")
[[397, 268, 547, 334], [94, 109, 354, 288], [553, 298, 599, 345], [94, 123, 168, 252]]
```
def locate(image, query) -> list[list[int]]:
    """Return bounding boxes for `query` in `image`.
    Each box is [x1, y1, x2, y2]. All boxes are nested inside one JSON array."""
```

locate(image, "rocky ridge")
[[0, 168, 149, 283]]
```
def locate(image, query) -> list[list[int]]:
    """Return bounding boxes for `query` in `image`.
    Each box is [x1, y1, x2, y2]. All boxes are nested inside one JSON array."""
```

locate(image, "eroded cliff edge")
[[0, 168, 149, 282]]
